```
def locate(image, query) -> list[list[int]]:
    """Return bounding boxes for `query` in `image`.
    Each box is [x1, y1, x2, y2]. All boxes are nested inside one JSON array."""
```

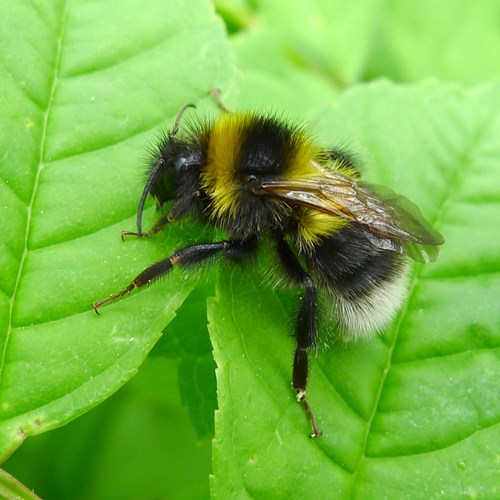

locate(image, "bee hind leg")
[[276, 239, 322, 438]]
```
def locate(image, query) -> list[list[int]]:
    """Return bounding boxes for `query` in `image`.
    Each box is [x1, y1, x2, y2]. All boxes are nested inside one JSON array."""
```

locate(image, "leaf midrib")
[[0, 3, 68, 386]]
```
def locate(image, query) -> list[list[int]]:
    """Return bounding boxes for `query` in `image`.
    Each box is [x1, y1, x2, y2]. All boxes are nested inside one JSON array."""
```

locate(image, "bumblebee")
[[93, 93, 444, 437]]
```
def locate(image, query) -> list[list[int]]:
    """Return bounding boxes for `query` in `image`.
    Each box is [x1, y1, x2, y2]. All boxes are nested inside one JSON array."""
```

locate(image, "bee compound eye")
[[173, 156, 187, 172]]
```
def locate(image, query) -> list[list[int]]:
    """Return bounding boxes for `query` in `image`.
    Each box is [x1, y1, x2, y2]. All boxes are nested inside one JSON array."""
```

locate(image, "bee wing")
[[257, 171, 444, 263]]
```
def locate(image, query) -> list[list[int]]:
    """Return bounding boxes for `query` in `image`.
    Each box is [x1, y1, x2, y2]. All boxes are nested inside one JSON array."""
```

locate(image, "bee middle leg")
[[276, 238, 322, 438], [92, 238, 257, 312]]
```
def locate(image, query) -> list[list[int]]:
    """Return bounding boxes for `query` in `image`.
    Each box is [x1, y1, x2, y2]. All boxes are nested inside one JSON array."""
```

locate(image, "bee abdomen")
[[305, 227, 408, 341], [330, 263, 408, 341]]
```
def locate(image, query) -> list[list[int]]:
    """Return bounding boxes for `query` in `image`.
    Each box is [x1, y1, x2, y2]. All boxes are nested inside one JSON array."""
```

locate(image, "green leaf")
[[255, 0, 378, 86], [0, 0, 235, 461], [232, 27, 339, 116], [153, 280, 218, 440], [365, 0, 500, 85], [214, 0, 257, 33], [4, 0, 500, 497], [0, 469, 40, 500], [3, 357, 211, 499], [218, 0, 378, 86], [210, 81, 500, 498], [220, 0, 500, 87]]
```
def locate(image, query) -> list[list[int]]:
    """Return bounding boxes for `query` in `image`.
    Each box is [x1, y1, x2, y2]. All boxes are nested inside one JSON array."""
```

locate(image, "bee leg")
[[121, 213, 172, 240], [122, 198, 192, 239], [92, 239, 256, 312], [122, 196, 190, 239], [210, 88, 232, 113], [276, 239, 322, 438]]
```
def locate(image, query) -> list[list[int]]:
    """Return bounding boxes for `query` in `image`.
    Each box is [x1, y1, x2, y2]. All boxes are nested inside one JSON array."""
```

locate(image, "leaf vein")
[[0, 2, 69, 386]]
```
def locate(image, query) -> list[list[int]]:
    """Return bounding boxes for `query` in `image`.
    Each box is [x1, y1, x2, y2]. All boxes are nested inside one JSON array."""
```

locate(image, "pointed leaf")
[[0, 0, 235, 460], [211, 81, 500, 498]]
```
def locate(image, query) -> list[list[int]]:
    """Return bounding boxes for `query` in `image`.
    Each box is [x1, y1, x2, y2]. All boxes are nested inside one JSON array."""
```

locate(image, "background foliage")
[[1, 0, 499, 498]]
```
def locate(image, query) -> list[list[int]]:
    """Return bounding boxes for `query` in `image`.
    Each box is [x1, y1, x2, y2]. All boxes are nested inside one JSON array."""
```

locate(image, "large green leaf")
[[231, 26, 339, 117], [0, 0, 235, 461], [0, 469, 40, 500], [218, 0, 500, 87], [255, 0, 378, 86], [3, 0, 500, 497], [3, 356, 212, 499], [365, 0, 500, 85], [210, 81, 500, 498], [153, 280, 217, 441]]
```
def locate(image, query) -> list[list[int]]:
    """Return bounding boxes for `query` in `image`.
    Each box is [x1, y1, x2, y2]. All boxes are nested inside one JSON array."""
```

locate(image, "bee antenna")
[[136, 157, 165, 235], [135, 103, 195, 234], [170, 103, 196, 137]]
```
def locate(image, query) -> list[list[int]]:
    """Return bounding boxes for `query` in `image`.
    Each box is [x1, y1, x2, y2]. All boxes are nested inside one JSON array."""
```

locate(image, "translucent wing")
[[254, 171, 444, 263]]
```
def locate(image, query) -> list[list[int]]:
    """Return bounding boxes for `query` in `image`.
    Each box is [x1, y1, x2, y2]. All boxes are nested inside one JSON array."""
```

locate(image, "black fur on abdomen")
[[303, 225, 408, 340]]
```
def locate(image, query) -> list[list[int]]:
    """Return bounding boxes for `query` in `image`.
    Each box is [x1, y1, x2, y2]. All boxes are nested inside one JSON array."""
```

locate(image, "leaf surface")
[[0, 0, 234, 460], [365, 0, 500, 84], [210, 81, 500, 498]]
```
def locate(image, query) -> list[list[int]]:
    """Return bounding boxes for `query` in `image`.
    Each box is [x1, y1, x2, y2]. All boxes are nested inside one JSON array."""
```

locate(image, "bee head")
[[136, 135, 203, 235]]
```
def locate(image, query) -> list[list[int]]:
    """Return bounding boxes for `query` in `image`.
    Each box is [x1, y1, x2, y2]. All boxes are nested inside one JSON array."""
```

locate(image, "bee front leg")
[[121, 198, 189, 239], [121, 213, 172, 240], [276, 239, 322, 438]]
